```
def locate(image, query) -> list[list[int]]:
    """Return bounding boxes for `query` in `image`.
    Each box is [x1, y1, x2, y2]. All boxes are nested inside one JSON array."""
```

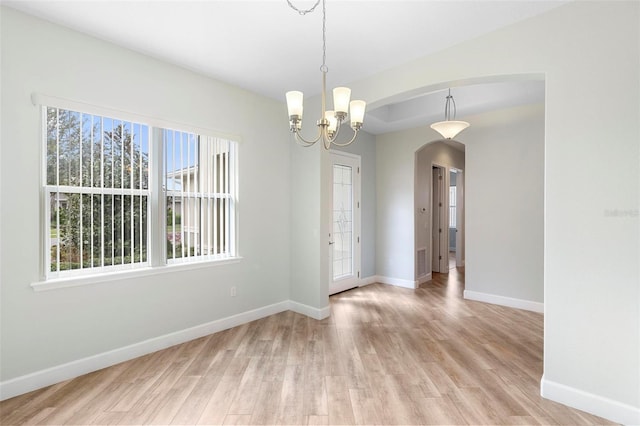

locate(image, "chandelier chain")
[[286, 0, 321, 15], [286, 0, 328, 72], [321, 0, 327, 72]]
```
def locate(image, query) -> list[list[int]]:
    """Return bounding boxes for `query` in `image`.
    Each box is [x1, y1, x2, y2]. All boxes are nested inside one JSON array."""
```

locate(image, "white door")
[[329, 152, 361, 295]]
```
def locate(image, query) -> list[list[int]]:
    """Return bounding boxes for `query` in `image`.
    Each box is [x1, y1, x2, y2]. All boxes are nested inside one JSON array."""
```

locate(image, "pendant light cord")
[[444, 89, 457, 121], [321, 0, 327, 73]]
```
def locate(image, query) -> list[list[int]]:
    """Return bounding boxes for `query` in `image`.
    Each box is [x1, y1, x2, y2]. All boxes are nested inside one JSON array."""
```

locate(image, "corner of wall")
[[463, 290, 543, 313], [541, 375, 640, 425]]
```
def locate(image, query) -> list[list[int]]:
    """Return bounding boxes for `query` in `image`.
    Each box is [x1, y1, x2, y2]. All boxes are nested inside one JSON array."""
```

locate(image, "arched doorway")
[[414, 140, 465, 284]]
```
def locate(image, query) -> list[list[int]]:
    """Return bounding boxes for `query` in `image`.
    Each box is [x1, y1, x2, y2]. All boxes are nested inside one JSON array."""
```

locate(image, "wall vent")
[[417, 248, 427, 277]]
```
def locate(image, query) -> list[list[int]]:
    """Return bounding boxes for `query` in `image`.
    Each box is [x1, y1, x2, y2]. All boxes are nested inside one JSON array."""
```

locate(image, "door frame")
[[452, 168, 464, 268], [328, 150, 361, 295]]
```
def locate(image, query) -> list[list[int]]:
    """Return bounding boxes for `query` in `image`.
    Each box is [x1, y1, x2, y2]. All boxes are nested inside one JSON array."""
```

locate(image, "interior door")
[[329, 152, 361, 295], [432, 166, 447, 273]]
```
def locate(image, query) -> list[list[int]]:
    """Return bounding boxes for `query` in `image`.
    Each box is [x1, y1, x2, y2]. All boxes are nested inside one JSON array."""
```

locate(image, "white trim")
[[31, 93, 241, 143], [328, 151, 361, 296], [31, 257, 243, 292], [328, 149, 361, 161], [288, 301, 331, 321], [541, 375, 640, 425], [0, 300, 289, 401], [376, 275, 418, 289], [463, 290, 544, 313], [0, 299, 335, 400], [358, 275, 378, 287], [417, 273, 432, 285], [37, 101, 242, 290]]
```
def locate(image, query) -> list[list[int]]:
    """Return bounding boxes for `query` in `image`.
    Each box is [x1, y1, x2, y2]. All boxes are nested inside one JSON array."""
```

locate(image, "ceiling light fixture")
[[285, 0, 366, 149], [430, 89, 470, 139]]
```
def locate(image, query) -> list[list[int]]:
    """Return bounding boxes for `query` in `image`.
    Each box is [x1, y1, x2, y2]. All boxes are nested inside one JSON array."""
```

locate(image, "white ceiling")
[[3, 0, 564, 134]]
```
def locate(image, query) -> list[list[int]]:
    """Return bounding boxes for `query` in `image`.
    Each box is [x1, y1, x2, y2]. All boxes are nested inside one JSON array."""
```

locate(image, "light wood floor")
[[1, 267, 615, 425]]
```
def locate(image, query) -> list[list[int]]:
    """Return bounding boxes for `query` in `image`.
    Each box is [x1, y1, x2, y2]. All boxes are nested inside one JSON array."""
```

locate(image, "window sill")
[[31, 257, 243, 292]]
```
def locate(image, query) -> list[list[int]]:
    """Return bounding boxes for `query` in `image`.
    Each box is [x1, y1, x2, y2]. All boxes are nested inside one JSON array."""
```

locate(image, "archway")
[[414, 140, 465, 284]]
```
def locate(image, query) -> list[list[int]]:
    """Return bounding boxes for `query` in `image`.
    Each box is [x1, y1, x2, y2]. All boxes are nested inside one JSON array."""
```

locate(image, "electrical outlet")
[[230, 286, 237, 297]]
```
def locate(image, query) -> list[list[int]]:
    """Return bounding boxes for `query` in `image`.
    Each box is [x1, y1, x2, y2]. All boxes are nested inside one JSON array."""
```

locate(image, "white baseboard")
[[353, 275, 424, 290], [463, 290, 544, 313], [541, 375, 640, 425], [358, 276, 378, 287], [417, 273, 432, 285], [1, 299, 329, 401], [288, 300, 330, 320], [376, 275, 418, 289]]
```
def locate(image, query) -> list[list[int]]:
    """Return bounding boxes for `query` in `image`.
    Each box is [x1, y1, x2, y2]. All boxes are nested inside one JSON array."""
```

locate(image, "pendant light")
[[430, 89, 470, 139]]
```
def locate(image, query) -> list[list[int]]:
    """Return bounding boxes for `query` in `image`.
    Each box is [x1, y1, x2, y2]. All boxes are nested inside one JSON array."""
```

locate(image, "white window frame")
[[449, 185, 457, 228], [163, 129, 238, 265], [43, 107, 152, 279], [32, 94, 240, 291]]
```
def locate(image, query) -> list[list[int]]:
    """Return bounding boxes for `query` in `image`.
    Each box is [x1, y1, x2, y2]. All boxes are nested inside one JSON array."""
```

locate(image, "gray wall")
[[465, 103, 544, 303], [1, 7, 291, 381]]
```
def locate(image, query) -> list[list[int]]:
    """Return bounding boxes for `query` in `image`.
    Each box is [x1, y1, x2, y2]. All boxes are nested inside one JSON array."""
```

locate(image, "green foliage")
[[46, 108, 149, 189], [51, 252, 148, 271], [48, 108, 150, 272], [166, 208, 181, 225]]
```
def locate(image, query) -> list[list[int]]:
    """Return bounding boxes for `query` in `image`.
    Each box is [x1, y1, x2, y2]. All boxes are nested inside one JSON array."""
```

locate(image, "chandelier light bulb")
[[286, 91, 304, 119], [333, 87, 351, 115], [349, 100, 366, 129], [325, 110, 338, 135]]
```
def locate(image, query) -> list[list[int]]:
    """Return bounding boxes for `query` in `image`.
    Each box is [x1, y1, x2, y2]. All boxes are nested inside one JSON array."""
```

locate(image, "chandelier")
[[430, 89, 470, 139], [285, 0, 366, 149]]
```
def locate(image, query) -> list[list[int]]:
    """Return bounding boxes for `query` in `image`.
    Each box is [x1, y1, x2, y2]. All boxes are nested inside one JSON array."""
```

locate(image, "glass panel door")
[[329, 152, 360, 295], [333, 164, 353, 280]]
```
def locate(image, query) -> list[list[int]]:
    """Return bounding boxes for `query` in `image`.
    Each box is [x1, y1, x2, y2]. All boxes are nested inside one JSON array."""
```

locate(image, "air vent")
[[417, 248, 427, 277]]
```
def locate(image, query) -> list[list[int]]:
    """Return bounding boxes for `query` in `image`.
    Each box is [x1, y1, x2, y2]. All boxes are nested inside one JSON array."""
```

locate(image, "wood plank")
[[248, 380, 283, 425], [196, 375, 240, 425], [227, 356, 267, 415], [223, 414, 253, 425], [306, 415, 329, 425], [276, 364, 305, 425], [325, 376, 355, 425], [348, 388, 383, 425], [170, 374, 222, 425]]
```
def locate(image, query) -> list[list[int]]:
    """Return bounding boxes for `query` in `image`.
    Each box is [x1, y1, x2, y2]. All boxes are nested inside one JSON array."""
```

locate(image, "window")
[[449, 186, 457, 228], [43, 105, 237, 280], [164, 130, 236, 263], [46, 107, 150, 276]]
